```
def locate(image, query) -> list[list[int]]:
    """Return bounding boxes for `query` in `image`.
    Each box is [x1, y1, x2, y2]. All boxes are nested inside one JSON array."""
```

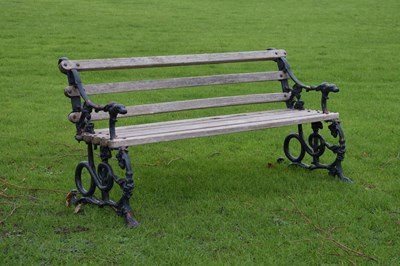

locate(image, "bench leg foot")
[[66, 144, 140, 228], [283, 120, 352, 183]]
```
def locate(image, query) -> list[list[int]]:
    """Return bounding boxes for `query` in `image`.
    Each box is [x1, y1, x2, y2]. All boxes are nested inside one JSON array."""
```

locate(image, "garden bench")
[[59, 48, 351, 227]]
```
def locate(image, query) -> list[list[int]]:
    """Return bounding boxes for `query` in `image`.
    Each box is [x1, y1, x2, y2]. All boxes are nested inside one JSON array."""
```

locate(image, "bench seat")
[[83, 109, 338, 148]]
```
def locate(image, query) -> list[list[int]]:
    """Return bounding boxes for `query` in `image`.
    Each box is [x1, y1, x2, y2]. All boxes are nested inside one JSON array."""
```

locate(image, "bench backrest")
[[59, 49, 291, 122]]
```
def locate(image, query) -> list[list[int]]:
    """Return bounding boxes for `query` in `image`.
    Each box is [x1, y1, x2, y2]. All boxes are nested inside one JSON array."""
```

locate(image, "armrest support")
[[65, 67, 101, 137], [60, 59, 128, 139], [307, 82, 340, 113], [276, 56, 340, 113], [103, 102, 127, 140]]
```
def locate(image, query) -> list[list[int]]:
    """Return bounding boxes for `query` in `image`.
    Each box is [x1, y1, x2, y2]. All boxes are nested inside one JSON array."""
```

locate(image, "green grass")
[[1, 0, 400, 265]]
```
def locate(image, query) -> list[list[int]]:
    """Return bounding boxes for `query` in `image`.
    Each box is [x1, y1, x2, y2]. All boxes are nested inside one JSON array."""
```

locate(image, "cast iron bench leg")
[[283, 120, 352, 183], [67, 144, 140, 227]]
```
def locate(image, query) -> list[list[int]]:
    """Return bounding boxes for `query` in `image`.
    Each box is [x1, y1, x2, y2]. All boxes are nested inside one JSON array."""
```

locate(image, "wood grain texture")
[[59, 50, 287, 71], [90, 93, 290, 120], [76, 71, 288, 95], [81, 109, 339, 147]]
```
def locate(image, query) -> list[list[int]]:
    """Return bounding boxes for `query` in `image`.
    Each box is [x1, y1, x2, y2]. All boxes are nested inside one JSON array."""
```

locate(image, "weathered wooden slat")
[[103, 110, 338, 147], [94, 109, 326, 139], [81, 109, 338, 147], [65, 71, 288, 97], [85, 109, 300, 143], [59, 50, 287, 72], [93, 109, 292, 136], [90, 93, 289, 120]]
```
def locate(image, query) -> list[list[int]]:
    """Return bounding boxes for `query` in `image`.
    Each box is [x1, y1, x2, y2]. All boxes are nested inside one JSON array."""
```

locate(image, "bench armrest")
[[307, 82, 339, 113], [61, 59, 127, 139], [276, 56, 340, 113]]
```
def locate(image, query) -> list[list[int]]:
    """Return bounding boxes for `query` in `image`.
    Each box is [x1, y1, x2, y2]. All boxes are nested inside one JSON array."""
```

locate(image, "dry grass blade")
[[288, 197, 378, 263], [0, 204, 18, 225], [0, 177, 67, 194]]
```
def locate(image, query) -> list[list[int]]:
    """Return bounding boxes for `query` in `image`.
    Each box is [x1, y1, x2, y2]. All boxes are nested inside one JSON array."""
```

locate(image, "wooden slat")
[[93, 109, 291, 137], [84, 109, 293, 144], [90, 93, 290, 120], [65, 71, 288, 96], [87, 109, 317, 142], [104, 111, 338, 147], [59, 50, 287, 72], [84, 109, 338, 148]]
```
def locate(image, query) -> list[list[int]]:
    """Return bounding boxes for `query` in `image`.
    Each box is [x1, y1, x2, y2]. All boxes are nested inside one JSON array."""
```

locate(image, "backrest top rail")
[[60, 50, 287, 72]]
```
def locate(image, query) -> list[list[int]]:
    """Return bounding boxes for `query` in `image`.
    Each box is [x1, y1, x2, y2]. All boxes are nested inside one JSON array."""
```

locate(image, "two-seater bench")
[[59, 49, 351, 227]]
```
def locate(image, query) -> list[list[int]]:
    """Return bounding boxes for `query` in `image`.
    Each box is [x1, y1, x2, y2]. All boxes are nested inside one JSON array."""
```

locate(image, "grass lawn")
[[1, 0, 399, 264]]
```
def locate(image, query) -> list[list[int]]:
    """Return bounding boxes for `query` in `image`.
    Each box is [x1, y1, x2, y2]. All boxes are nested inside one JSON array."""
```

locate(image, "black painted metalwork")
[[59, 58, 139, 227], [103, 102, 127, 140], [283, 120, 352, 183], [273, 50, 340, 114], [68, 144, 140, 227], [268, 49, 351, 182]]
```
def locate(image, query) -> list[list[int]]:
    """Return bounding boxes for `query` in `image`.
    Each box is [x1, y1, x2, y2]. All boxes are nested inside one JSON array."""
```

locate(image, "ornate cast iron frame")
[[59, 58, 139, 227], [58, 51, 351, 228], [273, 49, 352, 183]]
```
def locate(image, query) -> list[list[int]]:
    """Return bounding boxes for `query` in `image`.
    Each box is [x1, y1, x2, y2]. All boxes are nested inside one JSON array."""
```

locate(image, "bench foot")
[[66, 144, 140, 228], [283, 120, 352, 183], [123, 211, 140, 228]]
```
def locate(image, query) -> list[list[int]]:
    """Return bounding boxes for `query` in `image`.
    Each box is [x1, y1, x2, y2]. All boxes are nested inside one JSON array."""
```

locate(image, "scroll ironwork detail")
[[283, 120, 352, 183]]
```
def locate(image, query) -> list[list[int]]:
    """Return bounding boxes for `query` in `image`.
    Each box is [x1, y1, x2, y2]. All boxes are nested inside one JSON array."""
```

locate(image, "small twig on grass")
[[0, 177, 67, 194], [0, 192, 18, 199], [165, 157, 182, 166], [289, 196, 324, 234], [288, 197, 378, 263], [327, 237, 376, 261], [142, 157, 183, 167], [0, 204, 18, 225]]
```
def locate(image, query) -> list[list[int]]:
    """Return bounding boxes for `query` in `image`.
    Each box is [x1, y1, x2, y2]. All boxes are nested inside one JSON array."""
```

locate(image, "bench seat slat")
[[60, 50, 287, 72], [82, 109, 338, 147], [90, 109, 318, 140], [94, 109, 291, 137], [72, 71, 288, 96], [91, 93, 290, 120]]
